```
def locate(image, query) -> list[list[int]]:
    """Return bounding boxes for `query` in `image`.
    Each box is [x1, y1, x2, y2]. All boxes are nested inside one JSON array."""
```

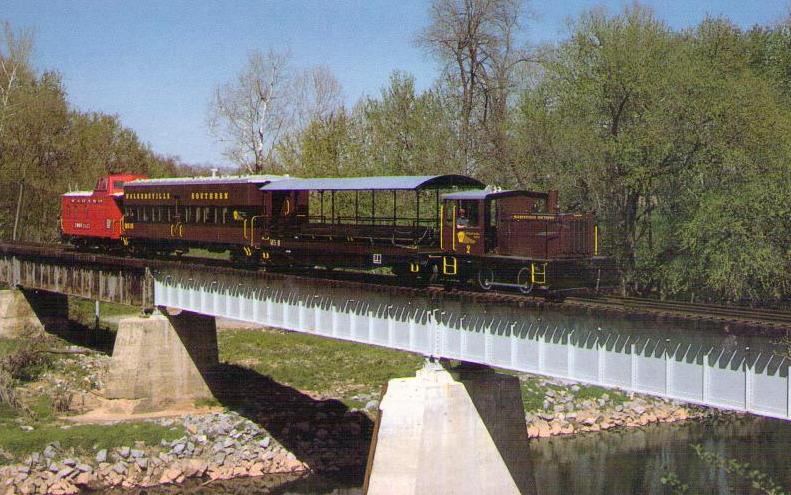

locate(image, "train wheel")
[[517, 267, 534, 295], [477, 267, 495, 291]]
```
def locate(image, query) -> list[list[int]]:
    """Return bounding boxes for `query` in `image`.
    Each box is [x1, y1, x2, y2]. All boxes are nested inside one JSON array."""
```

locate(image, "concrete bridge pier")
[[0, 289, 69, 338], [105, 310, 218, 407], [365, 361, 536, 495]]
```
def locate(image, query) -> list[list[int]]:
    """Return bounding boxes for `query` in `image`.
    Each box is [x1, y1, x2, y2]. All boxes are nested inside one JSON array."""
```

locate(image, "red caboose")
[[60, 174, 146, 247]]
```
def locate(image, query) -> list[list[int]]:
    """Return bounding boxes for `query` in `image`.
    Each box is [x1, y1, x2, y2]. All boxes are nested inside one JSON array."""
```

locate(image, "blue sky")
[[3, 1, 789, 167]]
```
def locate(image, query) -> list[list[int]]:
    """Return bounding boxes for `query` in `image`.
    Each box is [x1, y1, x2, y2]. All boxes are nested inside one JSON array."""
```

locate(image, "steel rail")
[[1, 241, 789, 330], [566, 295, 791, 329]]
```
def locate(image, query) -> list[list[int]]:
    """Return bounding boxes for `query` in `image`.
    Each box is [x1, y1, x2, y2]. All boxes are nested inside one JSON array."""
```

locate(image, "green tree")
[[359, 72, 460, 176], [278, 109, 360, 178], [512, 7, 791, 302], [0, 21, 197, 242], [0, 71, 69, 241]]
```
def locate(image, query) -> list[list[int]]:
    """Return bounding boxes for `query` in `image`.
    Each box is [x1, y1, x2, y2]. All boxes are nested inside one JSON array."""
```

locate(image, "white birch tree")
[[208, 49, 342, 174]]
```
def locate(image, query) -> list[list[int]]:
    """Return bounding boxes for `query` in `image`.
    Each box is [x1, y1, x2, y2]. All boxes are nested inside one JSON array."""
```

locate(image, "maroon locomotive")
[[61, 173, 600, 293]]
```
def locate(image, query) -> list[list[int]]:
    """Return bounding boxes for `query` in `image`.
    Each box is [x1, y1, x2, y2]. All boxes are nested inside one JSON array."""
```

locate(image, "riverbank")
[[0, 310, 721, 493], [1, 411, 309, 494], [521, 377, 712, 438]]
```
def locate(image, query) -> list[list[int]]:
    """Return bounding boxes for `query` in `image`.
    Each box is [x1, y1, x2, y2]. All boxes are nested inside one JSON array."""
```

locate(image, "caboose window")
[[221, 207, 228, 224], [113, 181, 125, 189]]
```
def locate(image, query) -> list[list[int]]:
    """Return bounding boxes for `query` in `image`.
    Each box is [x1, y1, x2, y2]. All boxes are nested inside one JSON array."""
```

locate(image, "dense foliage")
[[275, 4, 791, 305], [3, 3, 790, 306]]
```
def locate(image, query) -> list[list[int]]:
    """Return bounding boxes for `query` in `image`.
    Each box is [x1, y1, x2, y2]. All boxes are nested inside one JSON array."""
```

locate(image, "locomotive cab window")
[[456, 200, 479, 228], [444, 204, 454, 222], [488, 200, 497, 227]]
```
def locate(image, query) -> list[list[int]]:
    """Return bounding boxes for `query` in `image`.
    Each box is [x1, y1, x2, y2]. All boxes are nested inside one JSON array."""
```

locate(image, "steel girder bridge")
[[1, 242, 790, 422]]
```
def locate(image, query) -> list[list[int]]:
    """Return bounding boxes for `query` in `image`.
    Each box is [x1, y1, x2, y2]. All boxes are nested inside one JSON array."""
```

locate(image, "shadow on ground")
[[41, 319, 372, 488], [43, 320, 117, 355], [203, 364, 374, 487], [100, 471, 363, 494]]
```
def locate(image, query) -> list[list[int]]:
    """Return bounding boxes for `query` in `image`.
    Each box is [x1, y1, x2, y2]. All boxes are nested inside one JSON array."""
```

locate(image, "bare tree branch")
[[208, 49, 342, 173]]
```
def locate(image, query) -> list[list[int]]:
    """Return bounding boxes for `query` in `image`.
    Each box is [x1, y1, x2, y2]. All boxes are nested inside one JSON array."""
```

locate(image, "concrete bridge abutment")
[[365, 361, 536, 495], [0, 289, 69, 338], [105, 310, 218, 406]]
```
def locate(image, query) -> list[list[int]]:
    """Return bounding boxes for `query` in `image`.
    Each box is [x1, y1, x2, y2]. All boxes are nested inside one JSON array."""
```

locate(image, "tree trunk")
[[12, 181, 23, 241]]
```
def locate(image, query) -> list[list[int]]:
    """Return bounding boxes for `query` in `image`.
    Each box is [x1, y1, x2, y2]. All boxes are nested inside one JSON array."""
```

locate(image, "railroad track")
[[566, 295, 791, 330], [264, 268, 791, 330], [2, 241, 789, 330]]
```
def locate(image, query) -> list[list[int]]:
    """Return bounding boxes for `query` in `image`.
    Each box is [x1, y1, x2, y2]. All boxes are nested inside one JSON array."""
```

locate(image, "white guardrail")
[[154, 272, 791, 421]]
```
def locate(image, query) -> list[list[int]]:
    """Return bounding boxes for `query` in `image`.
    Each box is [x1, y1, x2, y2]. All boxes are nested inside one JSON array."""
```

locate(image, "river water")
[[116, 414, 789, 494], [529, 415, 791, 494]]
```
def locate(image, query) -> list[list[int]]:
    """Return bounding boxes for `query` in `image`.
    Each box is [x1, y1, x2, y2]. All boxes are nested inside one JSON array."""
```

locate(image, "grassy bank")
[[0, 413, 184, 465], [217, 327, 630, 412], [0, 332, 184, 465], [218, 328, 424, 407], [68, 298, 139, 330]]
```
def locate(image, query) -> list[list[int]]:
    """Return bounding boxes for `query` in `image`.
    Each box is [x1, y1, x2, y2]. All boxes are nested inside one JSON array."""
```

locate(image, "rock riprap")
[[524, 377, 714, 439], [0, 411, 310, 495]]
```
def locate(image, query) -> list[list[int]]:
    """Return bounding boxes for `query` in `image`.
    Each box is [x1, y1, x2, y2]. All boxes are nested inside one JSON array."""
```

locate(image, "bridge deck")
[[1, 241, 790, 421]]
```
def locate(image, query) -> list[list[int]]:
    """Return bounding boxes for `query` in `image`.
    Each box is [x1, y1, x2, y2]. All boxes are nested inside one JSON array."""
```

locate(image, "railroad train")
[[60, 173, 602, 294]]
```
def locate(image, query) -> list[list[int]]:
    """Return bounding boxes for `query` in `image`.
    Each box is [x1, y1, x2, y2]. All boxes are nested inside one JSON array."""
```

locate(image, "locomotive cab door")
[[484, 199, 497, 253], [271, 191, 296, 225], [441, 199, 485, 256]]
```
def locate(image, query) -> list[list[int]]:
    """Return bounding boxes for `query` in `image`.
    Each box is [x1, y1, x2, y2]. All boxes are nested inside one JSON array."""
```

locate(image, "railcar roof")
[[258, 175, 484, 192], [127, 175, 288, 187], [442, 190, 549, 200]]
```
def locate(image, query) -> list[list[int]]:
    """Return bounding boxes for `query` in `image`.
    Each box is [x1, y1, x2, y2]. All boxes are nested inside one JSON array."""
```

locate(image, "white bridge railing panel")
[[153, 272, 791, 421], [671, 358, 705, 403], [573, 345, 599, 383]]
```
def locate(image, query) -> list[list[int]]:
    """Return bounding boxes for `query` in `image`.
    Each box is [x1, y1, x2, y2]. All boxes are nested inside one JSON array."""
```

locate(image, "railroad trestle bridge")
[[1, 241, 789, 422]]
